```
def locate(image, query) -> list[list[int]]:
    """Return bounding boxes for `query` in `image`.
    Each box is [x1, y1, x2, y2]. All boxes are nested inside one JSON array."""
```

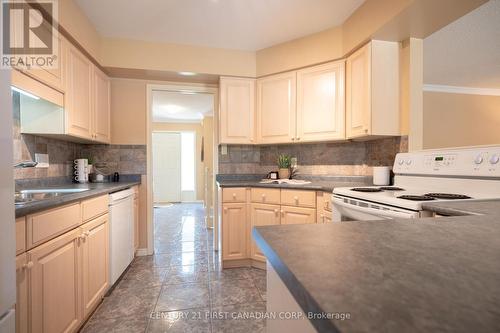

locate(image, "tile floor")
[[81, 203, 266, 333]]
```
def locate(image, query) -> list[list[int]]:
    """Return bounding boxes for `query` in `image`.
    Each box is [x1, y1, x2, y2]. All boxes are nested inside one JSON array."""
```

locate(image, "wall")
[[256, 26, 343, 77], [423, 92, 500, 149], [219, 137, 408, 176]]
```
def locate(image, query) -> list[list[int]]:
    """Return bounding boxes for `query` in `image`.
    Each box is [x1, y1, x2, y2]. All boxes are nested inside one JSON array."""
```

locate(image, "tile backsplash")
[[13, 91, 146, 180], [218, 136, 408, 176]]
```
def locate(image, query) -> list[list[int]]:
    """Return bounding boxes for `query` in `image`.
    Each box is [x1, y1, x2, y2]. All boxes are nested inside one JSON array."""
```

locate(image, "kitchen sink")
[[15, 188, 89, 206]]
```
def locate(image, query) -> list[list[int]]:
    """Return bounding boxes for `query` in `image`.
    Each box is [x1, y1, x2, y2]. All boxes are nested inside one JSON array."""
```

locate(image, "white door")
[[153, 132, 182, 203]]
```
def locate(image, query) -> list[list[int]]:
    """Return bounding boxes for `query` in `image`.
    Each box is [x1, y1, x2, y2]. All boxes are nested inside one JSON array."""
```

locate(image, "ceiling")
[[152, 90, 214, 123], [424, 0, 500, 89], [75, 0, 365, 51]]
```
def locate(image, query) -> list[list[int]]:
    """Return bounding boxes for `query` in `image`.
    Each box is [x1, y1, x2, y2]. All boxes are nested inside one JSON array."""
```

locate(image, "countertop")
[[15, 181, 140, 218], [216, 175, 371, 192], [253, 199, 500, 332]]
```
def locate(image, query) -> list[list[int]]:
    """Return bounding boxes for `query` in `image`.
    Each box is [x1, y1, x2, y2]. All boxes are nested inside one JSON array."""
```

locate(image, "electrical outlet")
[[35, 153, 49, 168], [221, 144, 228, 155], [291, 157, 298, 168]]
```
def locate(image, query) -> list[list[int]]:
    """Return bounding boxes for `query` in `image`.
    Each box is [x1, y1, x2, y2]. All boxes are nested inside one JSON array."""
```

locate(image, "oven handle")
[[332, 196, 417, 219]]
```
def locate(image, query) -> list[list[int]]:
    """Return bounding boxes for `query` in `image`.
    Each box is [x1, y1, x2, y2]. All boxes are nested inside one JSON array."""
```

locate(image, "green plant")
[[277, 154, 291, 169]]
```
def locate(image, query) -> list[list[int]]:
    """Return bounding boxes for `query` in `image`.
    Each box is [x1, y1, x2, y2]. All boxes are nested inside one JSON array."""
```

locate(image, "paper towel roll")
[[373, 166, 391, 185]]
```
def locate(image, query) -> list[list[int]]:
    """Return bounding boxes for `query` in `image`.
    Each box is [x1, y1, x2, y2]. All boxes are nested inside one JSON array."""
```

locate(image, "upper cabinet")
[[256, 72, 297, 144], [296, 61, 345, 142], [219, 77, 255, 144], [66, 43, 93, 140], [92, 66, 111, 143], [346, 40, 400, 139]]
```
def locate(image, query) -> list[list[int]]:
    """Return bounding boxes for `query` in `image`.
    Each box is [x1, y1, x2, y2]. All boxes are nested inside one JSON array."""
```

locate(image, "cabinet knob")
[[296, 137, 301, 140], [84, 231, 90, 237], [291, 137, 295, 141], [223, 207, 228, 213], [294, 196, 299, 202], [23, 261, 34, 270], [232, 193, 236, 199], [274, 209, 278, 215]]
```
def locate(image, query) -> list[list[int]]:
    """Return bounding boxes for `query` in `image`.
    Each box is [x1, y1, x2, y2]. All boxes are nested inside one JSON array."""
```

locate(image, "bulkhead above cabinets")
[[218, 40, 401, 145]]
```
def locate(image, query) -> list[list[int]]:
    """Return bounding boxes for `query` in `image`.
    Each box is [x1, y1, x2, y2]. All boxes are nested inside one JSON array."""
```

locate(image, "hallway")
[[81, 203, 266, 333]]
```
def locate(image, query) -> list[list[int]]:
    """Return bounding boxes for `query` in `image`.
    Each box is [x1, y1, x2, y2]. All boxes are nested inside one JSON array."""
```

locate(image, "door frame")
[[152, 131, 182, 203], [146, 83, 219, 255]]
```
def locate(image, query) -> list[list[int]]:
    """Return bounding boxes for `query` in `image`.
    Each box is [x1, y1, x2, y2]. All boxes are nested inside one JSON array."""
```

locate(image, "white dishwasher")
[[109, 188, 135, 285]]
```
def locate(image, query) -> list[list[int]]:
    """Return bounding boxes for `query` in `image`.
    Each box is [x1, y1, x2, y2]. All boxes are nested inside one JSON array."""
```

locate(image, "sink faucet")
[[14, 161, 38, 168]]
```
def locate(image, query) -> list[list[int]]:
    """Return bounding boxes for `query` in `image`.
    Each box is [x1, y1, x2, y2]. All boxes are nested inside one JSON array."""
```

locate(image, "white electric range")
[[332, 145, 500, 221]]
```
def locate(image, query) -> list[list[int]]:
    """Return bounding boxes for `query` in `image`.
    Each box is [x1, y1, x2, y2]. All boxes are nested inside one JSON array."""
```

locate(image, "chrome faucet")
[[14, 161, 38, 168]]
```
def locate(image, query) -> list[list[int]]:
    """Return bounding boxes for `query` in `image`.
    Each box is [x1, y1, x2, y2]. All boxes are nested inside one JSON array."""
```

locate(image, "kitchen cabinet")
[[222, 203, 248, 261], [92, 66, 111, 143], [219, 77, 256, 144], [296, 61, 345, 142], [15, 254, 28, 333], [133, 186, 139, 251], [81, 214, 109, 318], [346, 40, 400, 139], [317, 191, 333, 223], [256, 72, 297, 144], [281, 206, 316, 225], [66, 43, 93, 140], [29, 228, 82, 333], [250, 203, 281, 261]]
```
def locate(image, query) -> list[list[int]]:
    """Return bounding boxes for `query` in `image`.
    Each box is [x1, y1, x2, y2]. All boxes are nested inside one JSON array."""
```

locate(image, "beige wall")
[[256, 27, 343, 77], [59, 0, 102, 61], [110, 79, 147, 144], [101, 38, 256, 77], [423, 91, 500, 149]]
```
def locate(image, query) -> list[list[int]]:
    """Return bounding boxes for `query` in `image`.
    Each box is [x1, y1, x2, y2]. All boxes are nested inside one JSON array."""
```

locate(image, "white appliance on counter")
[[0, 68, 16, 332], [332, 146, 500, 222], [109, 188, 135, 285]]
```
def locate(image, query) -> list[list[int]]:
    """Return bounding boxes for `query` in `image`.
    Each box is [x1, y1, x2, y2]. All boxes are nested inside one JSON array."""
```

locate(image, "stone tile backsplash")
[[12, 91, 147, 180], [219, 136, 408, 176]]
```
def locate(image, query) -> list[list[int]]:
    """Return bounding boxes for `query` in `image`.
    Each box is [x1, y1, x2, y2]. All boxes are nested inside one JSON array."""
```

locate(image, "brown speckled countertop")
[[253, 199, 500, 332]]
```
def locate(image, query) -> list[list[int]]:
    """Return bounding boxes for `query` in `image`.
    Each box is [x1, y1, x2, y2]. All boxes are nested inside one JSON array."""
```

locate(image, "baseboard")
[[135, 248, 149, 256]]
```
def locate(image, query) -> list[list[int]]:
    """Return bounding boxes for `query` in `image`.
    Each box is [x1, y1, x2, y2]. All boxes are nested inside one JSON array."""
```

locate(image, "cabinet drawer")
[[82, 195, 109, 222], [16, 217, 26, 255], [222, 188, 247, 203], [27, 203, 81, 249], [251, 188, 280, 204], [281, 190, 316, 208]]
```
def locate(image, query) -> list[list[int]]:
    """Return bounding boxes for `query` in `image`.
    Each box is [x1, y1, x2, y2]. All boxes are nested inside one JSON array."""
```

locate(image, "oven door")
[[332, 195, 420, 222]]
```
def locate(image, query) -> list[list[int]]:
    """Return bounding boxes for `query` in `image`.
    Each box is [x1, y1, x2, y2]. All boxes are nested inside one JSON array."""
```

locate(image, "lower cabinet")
[[250, 203, 281, 261], [222, 203, 248, 260], [133, 187, 139, 251], [16, 211, 110, 333], [281, 206, 316, 225], [29, 228, 82, 333], [81, 214, 109, 318]]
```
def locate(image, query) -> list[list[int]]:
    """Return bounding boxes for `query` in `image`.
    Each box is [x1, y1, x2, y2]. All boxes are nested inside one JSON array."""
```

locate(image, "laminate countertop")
[[15, 181, 140, 218], [253, 199, 500, 332]]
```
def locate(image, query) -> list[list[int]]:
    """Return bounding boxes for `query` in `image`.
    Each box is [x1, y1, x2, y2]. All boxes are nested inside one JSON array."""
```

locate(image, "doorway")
[[147, 84, 218, 255]]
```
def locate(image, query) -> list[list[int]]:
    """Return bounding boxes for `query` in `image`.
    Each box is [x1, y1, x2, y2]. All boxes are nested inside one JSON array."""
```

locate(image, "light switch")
[[221, 144, 228, 155], [35, 153, 49, 168]]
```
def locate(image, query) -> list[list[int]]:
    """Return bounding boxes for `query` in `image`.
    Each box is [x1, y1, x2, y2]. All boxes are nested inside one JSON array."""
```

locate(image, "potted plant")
[[277, 154, 291, 179]]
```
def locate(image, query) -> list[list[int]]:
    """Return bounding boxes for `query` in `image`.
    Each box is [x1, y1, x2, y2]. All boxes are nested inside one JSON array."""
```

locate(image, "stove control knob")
[[474, 154, 484, 165], [405, 159, 412, 166], [398, 159, 404, 166], [490, 154, 499, 165]]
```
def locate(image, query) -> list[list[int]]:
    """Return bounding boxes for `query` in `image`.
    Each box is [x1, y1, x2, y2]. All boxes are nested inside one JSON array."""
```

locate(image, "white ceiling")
[[424, 0, 500, 89], [75, 0, 365, 51], [152, 90, 214, 123]]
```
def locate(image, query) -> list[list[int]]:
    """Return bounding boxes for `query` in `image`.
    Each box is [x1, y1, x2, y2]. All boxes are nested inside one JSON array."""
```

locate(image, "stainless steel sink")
[[15, 188, 89, 206]]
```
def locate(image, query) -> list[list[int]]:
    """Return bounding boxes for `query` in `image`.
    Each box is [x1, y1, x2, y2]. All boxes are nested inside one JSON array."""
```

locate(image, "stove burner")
[[351, 188, 382, 192], [424, 193, 472, 200], [379, 187, 405, 191], [397, 195, 436, 201]]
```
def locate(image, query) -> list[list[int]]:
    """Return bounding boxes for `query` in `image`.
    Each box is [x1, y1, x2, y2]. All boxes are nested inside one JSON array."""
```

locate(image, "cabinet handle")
[[23, 261, 34, 270], [291, 137, 295, 141], [296, 137, 301, 140], [232, 193, 236, 199], [274, 209, 279, 214], [294, 196, 299, 203], [223, 207, 228, 213]]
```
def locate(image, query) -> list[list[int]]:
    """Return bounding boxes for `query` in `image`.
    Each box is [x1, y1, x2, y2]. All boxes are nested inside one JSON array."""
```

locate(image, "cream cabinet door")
[[250, 203, 280, 262], [219, 77, 255, 144], [16, 254, 28, 333], [134, 194, 139, 251], [66, 44, 93, 140], [29, 229, 82, 333], [81, 214, 109, 318], [346, 42, 371, 139], [222, 203, 247, 260], [296, 61, 345, 142], [92, 66, 111, 143], [256, 72, 297, 144], [281, 206, 316, 225]]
